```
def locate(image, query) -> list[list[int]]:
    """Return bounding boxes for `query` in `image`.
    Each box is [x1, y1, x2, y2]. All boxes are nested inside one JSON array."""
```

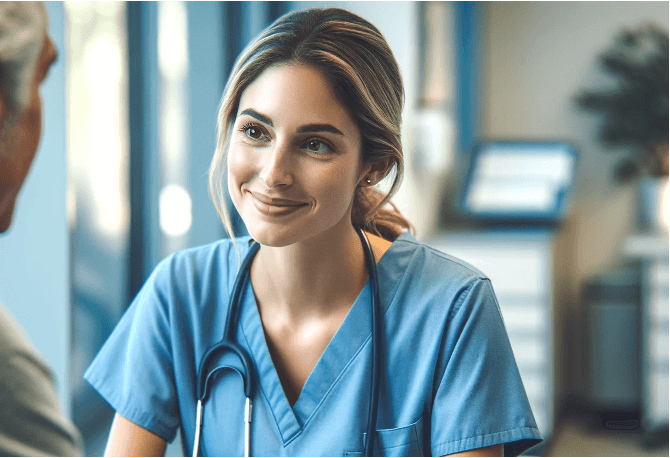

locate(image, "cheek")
[[227, 144, 256, 191], [27, 97, 42, 147], [0, 92, 42, 231], [10, 93, 42, 179], [20, 89, 42, 161], [308, 162, 359, 208]]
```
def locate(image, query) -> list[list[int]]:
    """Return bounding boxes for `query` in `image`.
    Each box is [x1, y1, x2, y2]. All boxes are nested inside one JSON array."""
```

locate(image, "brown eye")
[[246, 127, 261, 139], [303, 139, 330, 154], [307, 140, 320, 150], [241, 123, 268, 142]]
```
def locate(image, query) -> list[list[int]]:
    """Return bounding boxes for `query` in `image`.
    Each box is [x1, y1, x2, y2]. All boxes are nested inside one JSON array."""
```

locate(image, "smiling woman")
[[209, 9, 413, 244], [84, 7, 542, 457], [228, 64, 368, 248]]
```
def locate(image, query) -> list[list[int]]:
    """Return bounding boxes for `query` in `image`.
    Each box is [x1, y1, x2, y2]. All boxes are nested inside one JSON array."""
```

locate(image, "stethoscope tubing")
[[356, 227, 381, 457], [193, 242, 259, 457], [193, 227, 380, 457]]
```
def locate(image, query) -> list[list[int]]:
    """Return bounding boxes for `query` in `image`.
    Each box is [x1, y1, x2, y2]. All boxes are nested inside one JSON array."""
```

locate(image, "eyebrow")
[[239, 108, 344, 136]]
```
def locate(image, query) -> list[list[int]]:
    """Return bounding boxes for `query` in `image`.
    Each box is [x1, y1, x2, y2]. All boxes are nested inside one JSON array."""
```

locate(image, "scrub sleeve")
[[428, 278, 541, 456], [84, 256, 181, 442]]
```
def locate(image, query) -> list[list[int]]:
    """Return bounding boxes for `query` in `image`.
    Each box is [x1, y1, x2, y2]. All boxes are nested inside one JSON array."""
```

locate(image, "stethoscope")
[[193, 226, 382, 457]]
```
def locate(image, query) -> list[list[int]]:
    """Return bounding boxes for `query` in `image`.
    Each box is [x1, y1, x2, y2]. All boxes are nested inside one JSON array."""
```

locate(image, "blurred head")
[[0, 2, 56, 233], [209, 8, 411, 246]]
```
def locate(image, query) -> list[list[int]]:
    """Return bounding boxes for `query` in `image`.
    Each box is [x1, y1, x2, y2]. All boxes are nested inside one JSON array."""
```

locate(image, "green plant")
[[575, 23, 668, 181]]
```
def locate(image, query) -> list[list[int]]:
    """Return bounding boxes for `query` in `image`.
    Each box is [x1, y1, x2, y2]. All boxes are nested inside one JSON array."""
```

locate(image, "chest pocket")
[[345, 416, 424, 457]]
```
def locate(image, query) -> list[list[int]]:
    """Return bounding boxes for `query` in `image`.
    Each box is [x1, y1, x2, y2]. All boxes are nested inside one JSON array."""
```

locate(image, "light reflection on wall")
[[65, 2, 129, 452], [159, 184, 193, 237], [66, 1, 129, 245], [158, 1, 192, 255]]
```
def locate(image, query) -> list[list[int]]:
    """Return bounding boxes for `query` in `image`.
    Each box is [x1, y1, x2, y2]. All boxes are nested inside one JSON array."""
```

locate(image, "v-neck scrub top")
[[84, 232, 542, 456]]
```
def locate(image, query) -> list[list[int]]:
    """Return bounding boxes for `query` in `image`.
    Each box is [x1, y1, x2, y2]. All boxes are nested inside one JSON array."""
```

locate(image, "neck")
[[250, 218, 368, 321]]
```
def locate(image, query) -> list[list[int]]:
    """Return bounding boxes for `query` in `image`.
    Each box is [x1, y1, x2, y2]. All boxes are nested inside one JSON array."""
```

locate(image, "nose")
[[259, 140, 293, 188]]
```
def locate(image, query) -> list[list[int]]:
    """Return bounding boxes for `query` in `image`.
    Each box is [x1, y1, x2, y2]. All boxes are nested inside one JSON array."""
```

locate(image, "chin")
[[0, 213, 14, 234], [246, 223, 304, 248], [244, 214, 349, 249], [0, 201, 16, 234], [236, 201, 311, 247]]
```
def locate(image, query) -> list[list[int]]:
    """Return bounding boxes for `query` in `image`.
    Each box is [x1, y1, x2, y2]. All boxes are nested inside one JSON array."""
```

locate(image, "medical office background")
[[0, 1, 667, 456]]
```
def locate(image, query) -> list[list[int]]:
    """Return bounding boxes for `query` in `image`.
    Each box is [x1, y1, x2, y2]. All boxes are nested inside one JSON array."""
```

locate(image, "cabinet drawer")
[[429, 239, 549, 297], [649, 293, 669, 320], [650, 330, 669, 361], [517, 370, 548, 402], [508, 335, 547, 369], [649, 371, 669, 421], [650, 262, 669, 286], [497, 301, 547, 333], [527, 399, 548, 436]]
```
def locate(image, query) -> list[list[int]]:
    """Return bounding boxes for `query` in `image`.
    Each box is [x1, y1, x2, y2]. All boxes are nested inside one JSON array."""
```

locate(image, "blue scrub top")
[[85, 232, 542, 456]]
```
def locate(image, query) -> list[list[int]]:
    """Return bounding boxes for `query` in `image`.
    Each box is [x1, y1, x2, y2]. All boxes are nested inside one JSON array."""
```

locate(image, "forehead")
[[238, 64, 358, 132]]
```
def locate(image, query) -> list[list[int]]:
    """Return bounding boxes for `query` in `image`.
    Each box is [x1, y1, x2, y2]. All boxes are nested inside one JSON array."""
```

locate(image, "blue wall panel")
[[188, 2, 226, 248]]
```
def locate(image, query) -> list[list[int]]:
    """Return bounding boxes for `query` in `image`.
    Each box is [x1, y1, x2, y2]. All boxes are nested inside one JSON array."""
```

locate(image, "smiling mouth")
[[248, 191, 308, 216], [250, 191, 304, 206]]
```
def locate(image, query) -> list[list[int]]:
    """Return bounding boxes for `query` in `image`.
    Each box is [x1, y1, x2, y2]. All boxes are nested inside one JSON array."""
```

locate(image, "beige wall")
[[482, 1, 668, 407]]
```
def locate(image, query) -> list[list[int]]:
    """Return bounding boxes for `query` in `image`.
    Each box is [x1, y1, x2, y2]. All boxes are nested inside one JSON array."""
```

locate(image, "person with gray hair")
[[0, 2, 83, 455]]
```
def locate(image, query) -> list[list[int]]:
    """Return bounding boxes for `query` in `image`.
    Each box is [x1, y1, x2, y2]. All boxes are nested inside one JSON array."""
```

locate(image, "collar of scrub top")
[[193, 226, 381, 457]]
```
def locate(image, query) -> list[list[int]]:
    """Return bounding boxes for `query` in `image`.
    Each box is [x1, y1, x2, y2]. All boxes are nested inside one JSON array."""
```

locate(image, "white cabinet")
[[623, 234, 669, 438], [428, 230, 554, 438]]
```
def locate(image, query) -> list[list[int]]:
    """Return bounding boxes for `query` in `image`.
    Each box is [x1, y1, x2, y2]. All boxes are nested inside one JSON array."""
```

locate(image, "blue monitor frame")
[[458, 141, 578, 224]]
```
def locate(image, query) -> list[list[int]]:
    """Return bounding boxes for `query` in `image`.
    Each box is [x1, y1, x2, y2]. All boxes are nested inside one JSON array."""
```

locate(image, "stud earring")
[[365, 178, 372, 185]]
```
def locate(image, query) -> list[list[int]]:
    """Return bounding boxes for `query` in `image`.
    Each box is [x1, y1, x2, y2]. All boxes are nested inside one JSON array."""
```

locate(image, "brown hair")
[[209, 7, 414, 242]]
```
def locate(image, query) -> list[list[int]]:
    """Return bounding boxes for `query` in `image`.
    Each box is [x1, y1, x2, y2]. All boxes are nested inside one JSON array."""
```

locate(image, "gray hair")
[[0, 2, 47, 143]]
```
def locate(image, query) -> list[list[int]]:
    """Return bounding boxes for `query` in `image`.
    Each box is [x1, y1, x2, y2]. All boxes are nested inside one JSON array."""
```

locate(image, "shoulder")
[[151, 236, 252, 288], [121, 236, 252, 325], [0, 304, 84, 457], [391, 231, 489, 285], [383, 232, 496, 321], [0, 301, 49, 368], [0, 302, 55, 401]]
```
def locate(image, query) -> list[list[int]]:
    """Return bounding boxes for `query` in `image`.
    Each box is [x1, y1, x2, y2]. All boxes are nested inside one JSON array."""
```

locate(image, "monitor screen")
[[460, 142, 577, 222]]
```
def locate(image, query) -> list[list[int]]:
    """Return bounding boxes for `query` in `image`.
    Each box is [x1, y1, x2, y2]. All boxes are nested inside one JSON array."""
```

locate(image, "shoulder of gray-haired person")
[[0, 301, 84, 456]]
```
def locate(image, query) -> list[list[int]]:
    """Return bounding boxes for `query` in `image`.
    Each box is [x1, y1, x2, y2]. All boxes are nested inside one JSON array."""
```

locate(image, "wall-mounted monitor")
[[459, 141, 577, 224]]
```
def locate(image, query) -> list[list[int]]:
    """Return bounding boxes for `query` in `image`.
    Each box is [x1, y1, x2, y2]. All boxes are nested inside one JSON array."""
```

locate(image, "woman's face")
[[228, 64, 366, 247]]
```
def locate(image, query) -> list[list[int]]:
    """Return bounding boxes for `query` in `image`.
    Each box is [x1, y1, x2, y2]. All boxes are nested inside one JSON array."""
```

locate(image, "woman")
[[85, 7, 542, 457]]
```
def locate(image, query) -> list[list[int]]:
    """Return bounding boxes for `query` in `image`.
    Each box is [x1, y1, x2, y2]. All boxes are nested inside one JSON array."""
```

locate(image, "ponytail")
[[353, 186, 414, 241]]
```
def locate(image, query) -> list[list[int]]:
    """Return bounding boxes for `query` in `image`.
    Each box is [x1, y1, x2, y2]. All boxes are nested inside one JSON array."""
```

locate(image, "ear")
[[360, 157, 394, 187]]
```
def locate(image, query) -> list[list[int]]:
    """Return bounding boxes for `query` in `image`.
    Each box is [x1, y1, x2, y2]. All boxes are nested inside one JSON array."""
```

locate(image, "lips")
[[250, 191, 304, 206], [248, 191, 307, 216]]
